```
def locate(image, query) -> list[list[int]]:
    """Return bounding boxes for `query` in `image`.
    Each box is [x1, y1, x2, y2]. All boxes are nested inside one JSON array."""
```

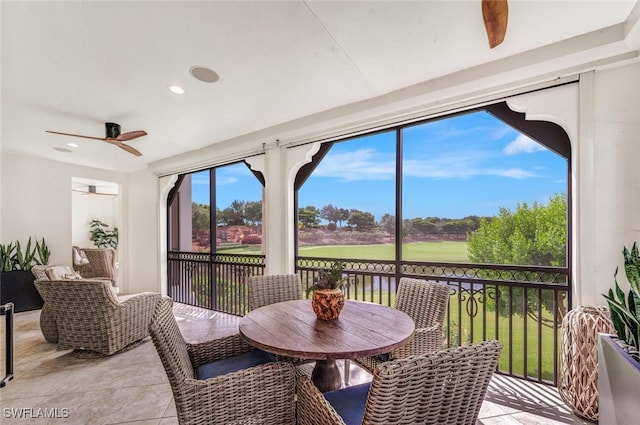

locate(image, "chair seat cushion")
[[376, 353, 390, 362], [195, 349, 276, 380], [324, 382, 371, 425]]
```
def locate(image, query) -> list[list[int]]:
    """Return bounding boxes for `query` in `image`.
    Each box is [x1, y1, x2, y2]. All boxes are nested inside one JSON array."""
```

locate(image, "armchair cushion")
[[324, 383, 370, 425], [195, 349, 276, 380], [44, 265, 76, 280], [31, 265, 49, 281]]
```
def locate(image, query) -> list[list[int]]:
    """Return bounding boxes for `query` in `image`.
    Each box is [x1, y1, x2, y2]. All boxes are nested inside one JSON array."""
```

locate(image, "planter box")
[[0, 270, 43, 312], [598, 334, 640, 425]]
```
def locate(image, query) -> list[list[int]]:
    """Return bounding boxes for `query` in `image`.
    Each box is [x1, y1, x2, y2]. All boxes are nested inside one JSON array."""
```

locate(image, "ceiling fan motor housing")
[[105, 122, 121, 138]]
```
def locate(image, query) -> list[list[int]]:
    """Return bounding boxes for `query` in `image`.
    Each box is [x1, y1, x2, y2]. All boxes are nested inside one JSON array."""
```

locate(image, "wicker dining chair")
[[34, 279, 160, 356], [297, 340, 503, 425], [149, 297, 296, 425], [247, 274, 314, 366], [346, 277, 450, 381], [247, 274, 303, 310]]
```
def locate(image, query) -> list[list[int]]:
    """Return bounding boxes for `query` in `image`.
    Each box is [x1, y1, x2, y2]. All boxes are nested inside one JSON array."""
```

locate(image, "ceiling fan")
[[72, 184, 118, 196], [482, 0, 508, 49], [46, 122, 147, 156]]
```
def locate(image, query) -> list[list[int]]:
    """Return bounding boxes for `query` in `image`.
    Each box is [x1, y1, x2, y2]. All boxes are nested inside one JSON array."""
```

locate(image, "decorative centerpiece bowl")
[[307, 261, 350, 321], [311, 288, 345, 321]]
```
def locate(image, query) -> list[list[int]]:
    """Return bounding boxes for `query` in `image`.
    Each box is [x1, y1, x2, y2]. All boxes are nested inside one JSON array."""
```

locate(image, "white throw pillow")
[[45, 265, 75, 280], [72, 247, 90, 265]]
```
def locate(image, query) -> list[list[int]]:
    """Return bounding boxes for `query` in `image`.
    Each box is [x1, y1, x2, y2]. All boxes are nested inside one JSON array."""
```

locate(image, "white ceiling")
[[2, 1, 639, 173]]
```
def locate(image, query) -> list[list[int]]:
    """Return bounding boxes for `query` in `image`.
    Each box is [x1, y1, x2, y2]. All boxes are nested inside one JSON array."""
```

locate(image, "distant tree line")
[[192, 200, 262, 231], [193, 200, 491, 236], [298, 203, 489, 237]]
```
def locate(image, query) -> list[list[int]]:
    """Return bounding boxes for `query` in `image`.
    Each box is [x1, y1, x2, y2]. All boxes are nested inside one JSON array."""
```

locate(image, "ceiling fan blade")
[[115, 130, 147, 142], [482, 0, 508, 49], [115, 142, 143, 157], [45, 130, 106, 141]]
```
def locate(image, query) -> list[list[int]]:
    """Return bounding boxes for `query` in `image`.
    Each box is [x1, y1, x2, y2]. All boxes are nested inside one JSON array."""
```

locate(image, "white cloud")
[[503, 134, 545, 155], [191, 174, 210, 185], [499, 168, 537, 179], [217, 176, 239, 186], [190, 174, 238, 186], [313, 149, 395, 181], [313, 148, 539, 181]]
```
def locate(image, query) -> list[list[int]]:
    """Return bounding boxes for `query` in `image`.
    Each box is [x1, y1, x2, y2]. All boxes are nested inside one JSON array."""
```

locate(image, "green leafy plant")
[[14, 237, 37, 270], [0, 242, 16, 272], [34, 237, 51, 265], [0, 237, 50, 272], [305, 261, 350, 296], [89, 220, 119, 249], [603, 242, 640, 362]]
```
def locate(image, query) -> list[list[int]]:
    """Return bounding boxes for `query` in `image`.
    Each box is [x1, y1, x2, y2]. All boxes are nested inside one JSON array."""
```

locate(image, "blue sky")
[[192, 111, 567, 220]]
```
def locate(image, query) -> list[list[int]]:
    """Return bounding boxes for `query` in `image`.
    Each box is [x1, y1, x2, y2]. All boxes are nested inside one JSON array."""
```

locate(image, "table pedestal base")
[[311, 359, 342, 393]]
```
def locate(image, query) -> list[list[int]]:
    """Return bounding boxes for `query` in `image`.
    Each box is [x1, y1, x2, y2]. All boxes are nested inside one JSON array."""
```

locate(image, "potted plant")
[[599, 242, 640, 425], [306, 261, 350, 320], [0, 237, 50, 312], [89, 220, 119, 249]]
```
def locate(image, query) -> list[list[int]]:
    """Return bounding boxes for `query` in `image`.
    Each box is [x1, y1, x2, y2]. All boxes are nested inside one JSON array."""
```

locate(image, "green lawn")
[[445, 294, 559, 381], [220, 241, 470, 262], [300, 241, 470, 262]]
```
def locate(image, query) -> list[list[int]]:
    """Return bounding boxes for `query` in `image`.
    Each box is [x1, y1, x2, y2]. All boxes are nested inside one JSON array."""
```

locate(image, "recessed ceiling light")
[[67, 142, 79, 148], [190, 66, 219, 83], [168, 85, 185, 94], [54, 147, 72, 153]]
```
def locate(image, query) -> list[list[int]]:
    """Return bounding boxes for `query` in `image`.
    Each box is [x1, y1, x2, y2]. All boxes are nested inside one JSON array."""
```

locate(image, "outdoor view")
[[181, 107, 569, 383]]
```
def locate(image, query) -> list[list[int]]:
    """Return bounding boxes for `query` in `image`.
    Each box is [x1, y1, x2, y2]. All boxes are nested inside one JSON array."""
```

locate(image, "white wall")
[[126, 169, 160, 294], [71, 190, 120, 248], [0, 153, 126, 270], [586, 61, 640, 303]]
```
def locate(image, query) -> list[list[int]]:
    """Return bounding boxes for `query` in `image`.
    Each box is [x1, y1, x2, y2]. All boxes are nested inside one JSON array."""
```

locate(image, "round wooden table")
[[239, 299, 415, 392]]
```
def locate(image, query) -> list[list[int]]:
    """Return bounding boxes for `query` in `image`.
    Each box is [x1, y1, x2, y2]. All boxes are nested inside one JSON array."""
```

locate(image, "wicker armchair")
[[149, 297, 296, 425], [72, 246, 119, 289], [297, 340, 503, 425], [34, 279, 160, 356], [350, 278, 450, 378]]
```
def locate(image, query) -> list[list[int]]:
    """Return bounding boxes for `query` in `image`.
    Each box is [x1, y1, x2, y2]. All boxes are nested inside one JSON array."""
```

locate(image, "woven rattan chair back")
[[149, 297, 297, 425], [248, 274, 303, 310], [394, 277, 450, 328], [348, 278, 451, 381], [297, 340, 503, 425], [363, 340, 502, 424], [148, 297, 196, 384], [81, 248, 118, 279]]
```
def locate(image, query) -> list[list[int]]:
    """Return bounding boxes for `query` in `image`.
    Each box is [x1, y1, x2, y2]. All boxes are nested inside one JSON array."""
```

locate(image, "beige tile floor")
[[0, 304, 592, 425]]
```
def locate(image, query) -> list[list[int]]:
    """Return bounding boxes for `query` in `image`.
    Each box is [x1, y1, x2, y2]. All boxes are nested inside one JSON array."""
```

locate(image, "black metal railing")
[[166, 252, 570, 385], [167, 251, 265, 316]]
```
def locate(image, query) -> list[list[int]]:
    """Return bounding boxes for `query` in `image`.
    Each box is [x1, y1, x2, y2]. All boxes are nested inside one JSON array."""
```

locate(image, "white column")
[[158, 174, 179, 296], [246, 142, 321, 274], [576, 72, 596, 307], [506, 83, 580, 305]]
